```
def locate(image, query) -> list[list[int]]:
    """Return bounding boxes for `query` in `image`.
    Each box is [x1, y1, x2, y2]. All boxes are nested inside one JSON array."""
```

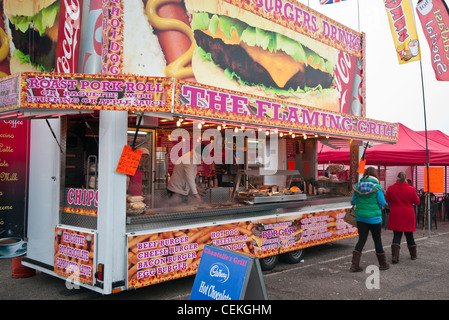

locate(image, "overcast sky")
[[298, 0, 449, 135]]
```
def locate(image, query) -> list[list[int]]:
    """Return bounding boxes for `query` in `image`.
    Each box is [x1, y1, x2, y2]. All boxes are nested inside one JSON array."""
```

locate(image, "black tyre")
[[280, 249, 305, 264], [259, 255, 279, 271]]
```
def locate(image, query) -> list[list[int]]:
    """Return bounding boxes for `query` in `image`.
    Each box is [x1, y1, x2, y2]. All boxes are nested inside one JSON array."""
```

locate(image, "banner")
[[99, 0, 365, 117], [17, 73, 173, 113], [174, 80, 399, 143], [0, 120, 30, 258], [384, 0, 421, 64], [127, 208, 357, 289], [320, 0, 347, 4], [416, 0, 449, 81]]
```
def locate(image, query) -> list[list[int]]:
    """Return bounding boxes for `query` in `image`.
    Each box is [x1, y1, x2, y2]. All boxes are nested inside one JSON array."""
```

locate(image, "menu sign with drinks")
[[54, 227, 96, 284], [0, 120, 30, 248]]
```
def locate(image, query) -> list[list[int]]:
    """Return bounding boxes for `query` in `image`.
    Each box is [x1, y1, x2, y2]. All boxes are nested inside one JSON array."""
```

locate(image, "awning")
[[318, 123, 449, 166]]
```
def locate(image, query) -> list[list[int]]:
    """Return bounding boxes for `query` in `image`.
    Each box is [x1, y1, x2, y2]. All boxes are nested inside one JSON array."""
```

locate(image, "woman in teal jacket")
[[349, 167, 389, 272]]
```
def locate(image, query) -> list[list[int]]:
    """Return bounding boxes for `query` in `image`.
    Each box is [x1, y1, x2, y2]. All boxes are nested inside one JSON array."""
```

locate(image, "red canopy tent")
[[417, 130, 449, 148], [318, 123, 449, 166]]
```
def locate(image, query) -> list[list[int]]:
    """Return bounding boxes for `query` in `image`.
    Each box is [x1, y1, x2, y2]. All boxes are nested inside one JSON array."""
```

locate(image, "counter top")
[[126, 195, 352, 233]]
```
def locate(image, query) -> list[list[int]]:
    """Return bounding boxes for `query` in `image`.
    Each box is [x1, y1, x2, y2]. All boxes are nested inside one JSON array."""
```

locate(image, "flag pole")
[[418, 59, 431, 237]]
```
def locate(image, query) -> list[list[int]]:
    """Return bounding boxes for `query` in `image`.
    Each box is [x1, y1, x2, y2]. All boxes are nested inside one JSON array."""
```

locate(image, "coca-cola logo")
[[56, 0, 81, 73], [334, 51, 354, 114]]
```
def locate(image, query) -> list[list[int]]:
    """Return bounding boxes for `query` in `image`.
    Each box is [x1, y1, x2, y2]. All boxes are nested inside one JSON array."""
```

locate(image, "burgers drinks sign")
[[101, 0, 366, 117]]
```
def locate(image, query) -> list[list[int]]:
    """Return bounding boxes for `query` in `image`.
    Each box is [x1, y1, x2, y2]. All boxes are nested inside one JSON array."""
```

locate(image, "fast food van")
[[0, 0, 398, 295]]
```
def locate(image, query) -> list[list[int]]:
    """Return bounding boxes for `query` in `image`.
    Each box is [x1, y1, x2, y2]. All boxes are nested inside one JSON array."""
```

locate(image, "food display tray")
[[234, 193, 307, 204]]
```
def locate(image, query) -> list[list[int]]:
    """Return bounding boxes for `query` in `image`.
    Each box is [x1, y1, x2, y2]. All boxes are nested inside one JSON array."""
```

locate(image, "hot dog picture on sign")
[[103, 0, 365, 116]]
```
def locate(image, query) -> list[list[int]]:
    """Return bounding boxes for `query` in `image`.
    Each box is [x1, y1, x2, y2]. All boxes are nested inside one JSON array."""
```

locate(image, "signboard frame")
[[190, 244, 267, 300]]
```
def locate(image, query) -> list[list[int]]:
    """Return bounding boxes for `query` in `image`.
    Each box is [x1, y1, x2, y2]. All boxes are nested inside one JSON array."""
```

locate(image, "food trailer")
[[0, 0, 398, 295]]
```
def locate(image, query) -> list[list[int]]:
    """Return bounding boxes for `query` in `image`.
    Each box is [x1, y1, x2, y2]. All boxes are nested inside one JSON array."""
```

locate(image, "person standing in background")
[[350, 167, 389, 272], [386, 172, 420, 263], [166, 144, 205, 205], [128, 147, 150, 196]]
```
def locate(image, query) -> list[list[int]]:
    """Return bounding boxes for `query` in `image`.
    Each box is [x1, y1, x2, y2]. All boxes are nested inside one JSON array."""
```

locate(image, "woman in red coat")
[[385, 172, 420, 263]]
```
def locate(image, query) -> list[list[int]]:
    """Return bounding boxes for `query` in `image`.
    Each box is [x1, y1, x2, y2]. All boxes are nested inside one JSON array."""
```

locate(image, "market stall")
[[0, 0, 398, 295], [318, 123, 449, 166]]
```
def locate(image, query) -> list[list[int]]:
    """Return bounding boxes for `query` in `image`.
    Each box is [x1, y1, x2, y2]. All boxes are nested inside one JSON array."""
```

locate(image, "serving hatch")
[[232, 169, 307, 204]]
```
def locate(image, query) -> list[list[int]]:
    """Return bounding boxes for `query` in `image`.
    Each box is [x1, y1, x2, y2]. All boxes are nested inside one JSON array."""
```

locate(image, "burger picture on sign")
[[4, 0, 60, 73]]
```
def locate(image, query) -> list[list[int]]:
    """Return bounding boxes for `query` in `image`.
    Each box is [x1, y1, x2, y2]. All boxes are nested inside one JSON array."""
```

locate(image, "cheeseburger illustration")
[[184, 0, 339, 111], [251, 216, 302, 257], [4, 0, 60, 73]]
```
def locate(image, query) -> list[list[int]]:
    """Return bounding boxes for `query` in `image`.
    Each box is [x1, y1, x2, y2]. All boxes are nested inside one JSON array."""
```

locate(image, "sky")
[[297, 0, 449, 136]]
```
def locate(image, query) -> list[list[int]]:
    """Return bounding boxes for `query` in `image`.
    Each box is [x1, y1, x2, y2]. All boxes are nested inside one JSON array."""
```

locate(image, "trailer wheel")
[[259, 255, 279, 271], [280, 249, 305, 264]]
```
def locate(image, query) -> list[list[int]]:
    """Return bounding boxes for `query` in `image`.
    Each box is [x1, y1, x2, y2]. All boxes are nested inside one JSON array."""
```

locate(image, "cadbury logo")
[[209, 263, 230, 283]]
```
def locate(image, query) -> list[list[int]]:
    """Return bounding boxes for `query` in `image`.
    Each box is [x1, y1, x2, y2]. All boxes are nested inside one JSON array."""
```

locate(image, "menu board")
[[54, 227, 96, 285], [0, 120, 30, 241], [116, 145, 143, 176], [127, 208, 357, 289]]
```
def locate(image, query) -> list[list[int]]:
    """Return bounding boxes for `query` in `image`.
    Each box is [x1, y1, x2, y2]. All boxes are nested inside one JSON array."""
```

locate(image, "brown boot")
[[391, 243, 400, 264], [408, 245, 417, 260], [376, 252, 390, 270], [350, 250, 363, 272]]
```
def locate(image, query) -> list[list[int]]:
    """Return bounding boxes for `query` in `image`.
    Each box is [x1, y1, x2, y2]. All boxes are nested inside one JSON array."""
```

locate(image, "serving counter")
[[123, 195, 355, 289], [126, 196, 352, 231]]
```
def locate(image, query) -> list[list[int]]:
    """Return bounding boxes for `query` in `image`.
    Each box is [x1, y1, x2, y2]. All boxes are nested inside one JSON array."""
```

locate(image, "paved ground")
[[1, 219, 448, 301]]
